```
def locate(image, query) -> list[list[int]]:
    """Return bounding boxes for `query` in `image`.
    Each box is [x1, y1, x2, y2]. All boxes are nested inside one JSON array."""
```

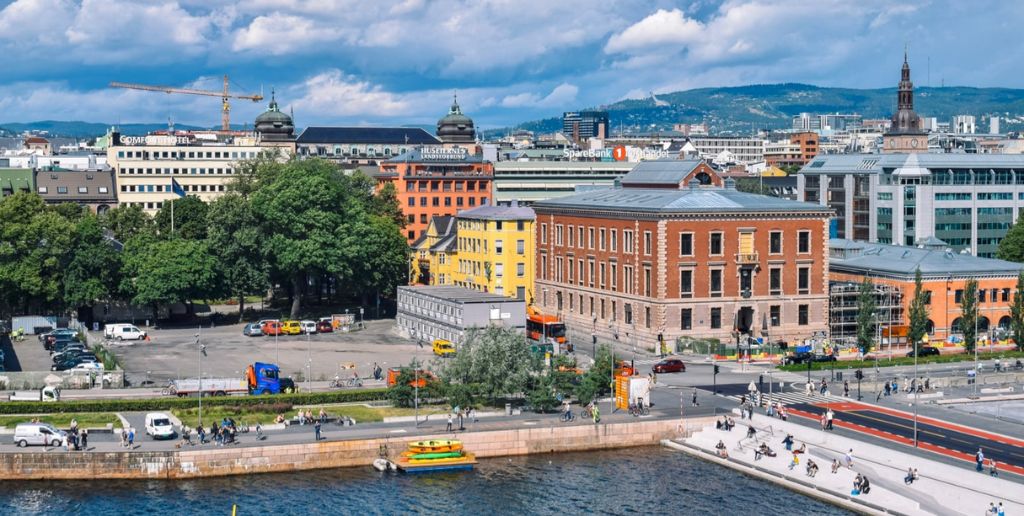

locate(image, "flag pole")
[[171, 192, 175, 234]]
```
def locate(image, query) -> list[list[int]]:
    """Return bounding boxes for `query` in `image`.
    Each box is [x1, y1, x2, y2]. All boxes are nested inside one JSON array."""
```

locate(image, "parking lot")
[[97, 319, 435, 386], [1, 334, 65, 373]]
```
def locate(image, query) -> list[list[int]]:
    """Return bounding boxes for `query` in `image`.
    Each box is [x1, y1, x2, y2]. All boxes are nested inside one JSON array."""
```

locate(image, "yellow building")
[[411, 216, 458, 286], [452, 203, 535, 301], [410, 204, 536, 301]]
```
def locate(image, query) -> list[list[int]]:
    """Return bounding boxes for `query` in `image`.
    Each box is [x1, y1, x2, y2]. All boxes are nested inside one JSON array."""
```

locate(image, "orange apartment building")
[[375, 147, 494, 243], [764, 131, 819, 168], [532, 161, 833, 347], [829, 238, 1024, 342]]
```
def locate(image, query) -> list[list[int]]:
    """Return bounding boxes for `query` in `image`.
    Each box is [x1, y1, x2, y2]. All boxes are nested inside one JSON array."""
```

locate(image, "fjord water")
[[0, 448, 848, 515]]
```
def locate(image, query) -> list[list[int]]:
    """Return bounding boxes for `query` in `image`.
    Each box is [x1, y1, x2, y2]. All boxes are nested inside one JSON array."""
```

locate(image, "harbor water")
[[0, 447, 850, 515]]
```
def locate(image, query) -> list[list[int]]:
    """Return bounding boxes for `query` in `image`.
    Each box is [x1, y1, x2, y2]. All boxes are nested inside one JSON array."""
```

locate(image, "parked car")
[[316, 320, 333, 333], [39, 328, 77, 344], [68, 362, 104, 372], [144, 412, 176, 440], [281, 320, 302, 336], [45, 334, 80, 351], [261, 320, 284, 336], [907, 346, 940, 358], [783, 352, 837, 365], [51, 347, 90, 363], [652, 358, 686, 373], [13, 423, 66, 448], [49, 337, 83, 354], [53, 355, 99, 371], [300, 320, 317, 334], [432, 339, 455, 357], [103, 323, 147, 341], [242, 323, 263, 337]]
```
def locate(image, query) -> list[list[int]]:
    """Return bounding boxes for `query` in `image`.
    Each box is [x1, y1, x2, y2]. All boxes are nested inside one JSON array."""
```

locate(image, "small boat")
[[372, 458, 397, 472], [397, 453, 478, 472], [407, 440, 463, 453], [400, 451, 464, 460]]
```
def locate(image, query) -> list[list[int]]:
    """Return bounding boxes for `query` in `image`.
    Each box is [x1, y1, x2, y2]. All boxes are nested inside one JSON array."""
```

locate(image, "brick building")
[[532, 168, 833, 348], [376, 147, 494, 243]]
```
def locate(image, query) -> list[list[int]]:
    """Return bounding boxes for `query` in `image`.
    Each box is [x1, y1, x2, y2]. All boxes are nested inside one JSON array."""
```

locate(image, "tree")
[[373, 181, 407, 229], [576, 344, 613, 404], [855, 277, 876, 353], [121, 237, 219, 321], [0, 192, 75, 314], [154, 196, 209, 240], [64, 214, 122, 315], [734, 177, 771, 196], [997, 216, 1024, 263], [1011, 272, 1024, 352], [960, 279, 979, 353], [907, 268, 930, 354], [251, 160, 350, 318], [436, 326, 541, 403], [206, 194, 268, 318], [99, 204, 152, 242]]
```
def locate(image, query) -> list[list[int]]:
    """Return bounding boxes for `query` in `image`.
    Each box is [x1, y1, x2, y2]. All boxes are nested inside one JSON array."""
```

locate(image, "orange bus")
[[526, 312, 567, 350]]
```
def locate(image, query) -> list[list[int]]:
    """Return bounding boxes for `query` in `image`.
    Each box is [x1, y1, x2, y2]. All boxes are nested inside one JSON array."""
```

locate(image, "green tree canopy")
[[206, 193, 268, 318], [907, 268, 930, 352], [436, 326, 541, 402], [0, 193, 75, 314], [997, 216, 1024, 263], [856, 277, 876, 353], [99, 204, 152, 242], [154, 195, 209, 240], [1011, 272, 1024, 352], [121, 236, 219, 320], [64, 214, 122, 310], [959, 279, 979, 353]]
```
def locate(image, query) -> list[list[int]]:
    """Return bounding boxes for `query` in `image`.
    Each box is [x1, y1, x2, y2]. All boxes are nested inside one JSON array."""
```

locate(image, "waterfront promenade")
[[668, 415, 1024, 515]]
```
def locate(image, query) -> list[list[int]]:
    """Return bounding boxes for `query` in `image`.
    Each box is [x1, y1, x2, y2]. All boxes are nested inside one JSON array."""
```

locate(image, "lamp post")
[[306, 330, 312, 393], [974, 307, 979, 398], [195, 333, 206, 429], [913, 337, 919, 447]]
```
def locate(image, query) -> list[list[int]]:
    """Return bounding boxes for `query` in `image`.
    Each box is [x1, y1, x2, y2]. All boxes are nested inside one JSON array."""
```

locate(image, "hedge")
[[777, 350, 1024, 372], [0, 388, 389, 415]]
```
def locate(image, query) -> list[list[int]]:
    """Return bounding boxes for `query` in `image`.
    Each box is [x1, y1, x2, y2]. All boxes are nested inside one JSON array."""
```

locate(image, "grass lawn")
[[171, 403, 448, 428], [778, 350, 1024, 372], [0, 413, 121, 429]]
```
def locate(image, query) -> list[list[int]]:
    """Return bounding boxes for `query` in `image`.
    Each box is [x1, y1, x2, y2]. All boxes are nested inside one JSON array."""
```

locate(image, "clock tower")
[[883, 51, 927, 153]]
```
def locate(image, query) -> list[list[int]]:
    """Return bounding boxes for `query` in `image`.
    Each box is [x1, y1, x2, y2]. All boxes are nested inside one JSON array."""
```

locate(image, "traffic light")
[[714, 365, 720, 375], [855, 369, 864, 380]]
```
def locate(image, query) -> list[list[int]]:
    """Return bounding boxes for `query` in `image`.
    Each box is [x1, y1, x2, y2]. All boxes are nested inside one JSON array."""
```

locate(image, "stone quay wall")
[[0, 417, 712, 480]]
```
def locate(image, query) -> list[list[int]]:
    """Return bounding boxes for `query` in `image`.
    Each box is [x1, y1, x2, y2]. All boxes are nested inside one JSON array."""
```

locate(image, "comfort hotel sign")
[[420, 147, 467, 161]]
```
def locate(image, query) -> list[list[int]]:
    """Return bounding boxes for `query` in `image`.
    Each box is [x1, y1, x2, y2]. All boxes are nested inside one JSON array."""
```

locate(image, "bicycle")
[[329, 376, 363, 389], [559, 410, 576, 423], [579, 406, 594, 420]]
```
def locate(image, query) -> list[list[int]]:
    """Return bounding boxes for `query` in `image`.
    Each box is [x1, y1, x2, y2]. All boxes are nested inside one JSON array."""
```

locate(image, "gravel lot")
[[94, 319, 434, 385]]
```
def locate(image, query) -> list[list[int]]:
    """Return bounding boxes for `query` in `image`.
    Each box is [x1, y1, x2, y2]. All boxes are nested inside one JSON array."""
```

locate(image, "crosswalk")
[[717, 390, 851, 408]]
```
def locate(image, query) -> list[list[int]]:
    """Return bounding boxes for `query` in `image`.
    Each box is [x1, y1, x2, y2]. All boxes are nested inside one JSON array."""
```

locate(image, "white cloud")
[[232, 13, 343, 54], [501, 83, 579, 108], [604, 8, 704, 54], [291, 70, 415, 118], [0, 0, 76, 47]]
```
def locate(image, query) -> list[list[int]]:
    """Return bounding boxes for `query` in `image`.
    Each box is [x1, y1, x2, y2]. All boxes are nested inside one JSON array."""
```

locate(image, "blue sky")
[[0, 0, 1021, 129]]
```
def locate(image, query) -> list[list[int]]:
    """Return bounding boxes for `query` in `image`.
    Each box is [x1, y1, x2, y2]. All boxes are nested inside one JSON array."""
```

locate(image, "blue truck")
[[164, 362, 295, 397]]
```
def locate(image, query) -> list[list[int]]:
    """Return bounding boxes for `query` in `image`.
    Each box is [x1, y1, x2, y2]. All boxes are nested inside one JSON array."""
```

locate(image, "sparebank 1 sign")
[[421, 146, 468, 161]]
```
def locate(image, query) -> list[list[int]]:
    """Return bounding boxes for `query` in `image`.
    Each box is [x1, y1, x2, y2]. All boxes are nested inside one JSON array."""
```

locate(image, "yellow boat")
[[407, 439, 463, 453]]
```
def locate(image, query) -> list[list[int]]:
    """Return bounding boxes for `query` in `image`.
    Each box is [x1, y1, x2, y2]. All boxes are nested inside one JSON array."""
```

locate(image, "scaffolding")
[[829, 281, 903, 349]]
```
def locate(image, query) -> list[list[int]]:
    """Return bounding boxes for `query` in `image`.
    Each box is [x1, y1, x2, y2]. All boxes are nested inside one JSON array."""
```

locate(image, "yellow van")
[[281, 320, 302, 335], [432, 339, 455, 357]]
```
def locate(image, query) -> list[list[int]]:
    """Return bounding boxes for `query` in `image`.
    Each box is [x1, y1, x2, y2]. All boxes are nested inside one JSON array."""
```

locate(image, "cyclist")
[[561, 400, 572, 422]]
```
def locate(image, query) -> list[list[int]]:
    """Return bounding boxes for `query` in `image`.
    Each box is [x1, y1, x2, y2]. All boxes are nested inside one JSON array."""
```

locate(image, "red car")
[[316, 320, 333, 333], [652, 358, 686, 373]]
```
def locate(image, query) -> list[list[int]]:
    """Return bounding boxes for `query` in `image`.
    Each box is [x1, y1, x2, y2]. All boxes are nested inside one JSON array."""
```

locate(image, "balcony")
[[735, 252, 759, 264]]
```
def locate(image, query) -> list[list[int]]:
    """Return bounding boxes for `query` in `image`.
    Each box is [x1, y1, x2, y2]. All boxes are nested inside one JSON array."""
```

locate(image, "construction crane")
[[109, 75, 263, 131]]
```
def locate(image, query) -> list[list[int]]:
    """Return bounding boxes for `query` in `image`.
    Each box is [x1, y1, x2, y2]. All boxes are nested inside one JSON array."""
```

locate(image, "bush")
[[0, 388, 388, 415], [777, 350, 1024, 372]]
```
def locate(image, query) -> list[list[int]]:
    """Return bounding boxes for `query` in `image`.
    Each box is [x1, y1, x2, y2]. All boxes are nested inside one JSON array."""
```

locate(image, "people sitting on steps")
[[905, 467, 919, 485], [806, 459, 819, 477], [715, 440, 729, 458]]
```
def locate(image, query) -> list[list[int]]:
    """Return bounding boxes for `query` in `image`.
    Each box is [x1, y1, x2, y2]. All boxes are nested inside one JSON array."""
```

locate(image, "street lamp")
[[306, 330, 312, 393], [195, 333, 206, 429]]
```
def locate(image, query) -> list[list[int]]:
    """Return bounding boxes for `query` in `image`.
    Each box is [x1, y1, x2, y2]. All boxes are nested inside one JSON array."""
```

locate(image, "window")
[[610, 263, 617, 290], [796, 267, 810, 294], [710, 232, 723, 255], [588, 259, 595, 287], [643, 267, 651, 296], [769, 231, 782, 254], [710, 308, 722, 329], [578, 227, 584, 248], [496, 239, 504, 255], [599, 262, 607, 288], [567, 226, 574, 247], [710, 269, 722, 297], [556, 225, 564, 245], [541, 223, 548, 244], [955, 289, 963, 303], [419, 214, 427, 224], [643, 231, 652, 255], [495, 263, 504, 277], [57, 186, 68, 194], [979, 289, 987, 303], [645, 306, 651, 328], [610, 229, 617, 251], [37, 187, 48, 194], [679, 269, 693, 297], [78, 186, 88, 194], [680, 308, 692, 330], [599, 228, 606, 250], [770, 305, 781, 326], [517, 240, 525, 254], [1002, 288, 1010, 302], [769, 268, 782, 295], [798, 304, 809, 325], [624, 303, 633, 325], [798, 231, 811, 254], [517, 221, 525, 231], [679, 233, 693, 256], [624, 230, 634, 253], [495, 221, 503, 231], [588, 227, 595, 249]]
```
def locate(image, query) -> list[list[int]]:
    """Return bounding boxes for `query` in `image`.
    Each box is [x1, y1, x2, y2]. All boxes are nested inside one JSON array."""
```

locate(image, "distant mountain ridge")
[[0, 121, 222, 138], [506, 83, 1024, 136]]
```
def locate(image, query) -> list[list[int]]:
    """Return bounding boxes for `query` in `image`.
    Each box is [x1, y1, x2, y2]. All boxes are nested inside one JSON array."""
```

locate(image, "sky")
[[0, 0, 1022, 129]]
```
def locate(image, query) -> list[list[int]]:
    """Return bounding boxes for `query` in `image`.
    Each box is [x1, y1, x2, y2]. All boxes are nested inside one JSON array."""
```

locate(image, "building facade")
[[829, 239, 1023, 342], [0, 168, 33, 198], [376, 147, 494, 243], [687, 136, 765, 165], [882, 54, 927, 153], [411, 216, 458, 286], [396, 285, 526, 346], [764, 132, 819, 167], [797, 153, 1024, 257], [562, 111, 609, 141], [450, 203, 535, 301], [533, 177, 832, 347], [492, 160, 633, 204], [295, 127, 439, 166]]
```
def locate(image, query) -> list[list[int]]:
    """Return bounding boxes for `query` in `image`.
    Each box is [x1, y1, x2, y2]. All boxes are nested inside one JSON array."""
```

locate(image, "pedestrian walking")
[[989, 459, 998, 477], [691, 388, 699, 407], [976, 448, 985, 472], [120, 428, 127, 448], [458, 410, 465, 431], [884, 382, 891, 396], [314, 420, 322, 441], [998, 502, 1005, 516], [844, 449, 854, 469], [826, 408, 834, 430], [81, 429, 88, 450], [831, 459, 841, 474], [843, 380, 850, 398], [819, 378, 827, 395], [197, 425, 206, 444], [446, 413, 453, 432], [903, 377, 910, 393], [128, 427, 135, 448]]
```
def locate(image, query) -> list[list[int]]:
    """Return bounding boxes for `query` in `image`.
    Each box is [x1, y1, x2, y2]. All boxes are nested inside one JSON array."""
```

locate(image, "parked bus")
[[526, 307, 569, 353]]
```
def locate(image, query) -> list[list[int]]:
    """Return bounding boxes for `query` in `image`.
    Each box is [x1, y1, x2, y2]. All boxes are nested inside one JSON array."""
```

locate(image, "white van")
[[104, 323, 147, 341], [13, 423, 67, 448]]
